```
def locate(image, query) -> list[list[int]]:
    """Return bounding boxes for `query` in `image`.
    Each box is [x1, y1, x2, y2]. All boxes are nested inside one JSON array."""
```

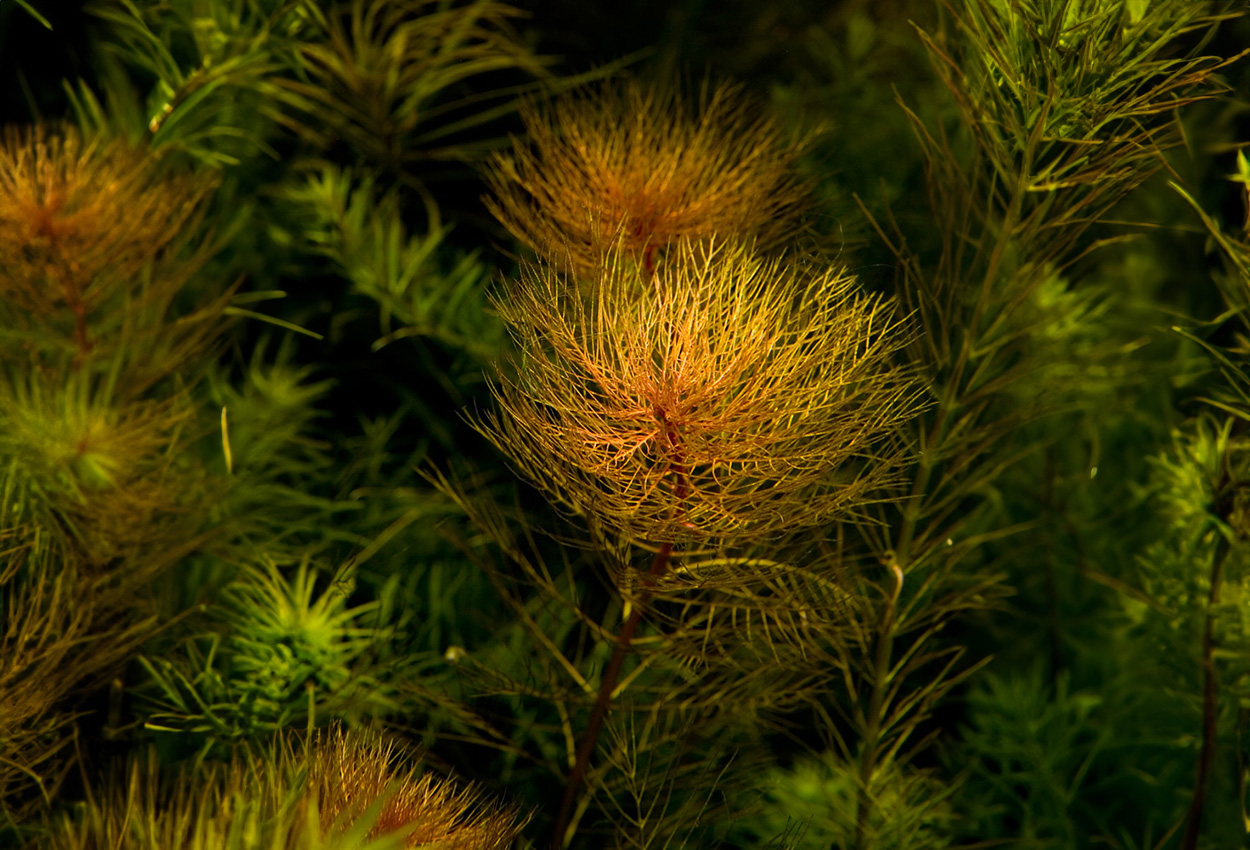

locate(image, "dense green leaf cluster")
[[3, 0, 1250, 848]]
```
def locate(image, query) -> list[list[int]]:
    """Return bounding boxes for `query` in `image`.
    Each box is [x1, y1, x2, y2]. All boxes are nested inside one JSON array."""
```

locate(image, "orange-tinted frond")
[[478, 237, 924, 545], [0, 125, 213, 342], [309, 726, 526, 849], [485, 79, 814, 276]]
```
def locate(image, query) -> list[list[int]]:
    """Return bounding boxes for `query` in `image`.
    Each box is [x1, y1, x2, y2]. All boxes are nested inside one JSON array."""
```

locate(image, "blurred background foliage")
[[1, 0, 1250, 849]]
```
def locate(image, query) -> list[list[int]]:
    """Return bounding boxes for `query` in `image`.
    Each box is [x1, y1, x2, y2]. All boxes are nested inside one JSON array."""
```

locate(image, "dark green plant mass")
[[2, 1, 1250, 849]]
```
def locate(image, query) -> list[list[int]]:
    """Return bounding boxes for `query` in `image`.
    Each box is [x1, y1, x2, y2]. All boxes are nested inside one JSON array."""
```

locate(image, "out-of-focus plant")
[[731, 752, 955, 850], [271, 0, 552, 182], [0, 125, 218, 361], [0, 124, 234, 563], [283, 167, 504, 360], [0, 524, 196, 832], [485, 79, 815, 275], [136, 553, 413, 750], [79, 0, 302, 168], [45, 725, 526, 850], [73, 0, 562, 333], [10, 1, 50, 30], [945, 663, 1115, 847], [1109, 161, 1250, 847]]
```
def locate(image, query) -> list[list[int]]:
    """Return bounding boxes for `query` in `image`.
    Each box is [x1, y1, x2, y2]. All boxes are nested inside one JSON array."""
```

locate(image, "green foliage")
[[136, 553, 411, 748], [733, 754, 955, 850], [283, 166, 504, 359], [5, 0, 1250, 848], [45, 727, 524, 849], [948, 664, 1112, 847], [6, 0, 49, 29], [922, 0, 1243, 230], [80, 0, 300, 167], [270, 0, 552, 173], [197, 334, 360, 564]]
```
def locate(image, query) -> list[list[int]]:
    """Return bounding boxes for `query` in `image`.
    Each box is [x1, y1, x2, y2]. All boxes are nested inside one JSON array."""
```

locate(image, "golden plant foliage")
[[0, 123, 234, 563], [309, 726, 526, 849], [476, 238, 924, 546], [44, 726, 525, 850], [0, 371, 203, 563], [484, 79, 814, 276], [0, 125, 213, 355], [0, 528, 170, 828]]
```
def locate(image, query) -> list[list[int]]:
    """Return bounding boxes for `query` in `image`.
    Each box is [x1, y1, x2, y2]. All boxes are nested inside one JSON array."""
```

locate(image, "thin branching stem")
[[854, 561, 903, 850], [552, 542, 674, 850], [553, 395, 692, 848], [1180, 534, 1230, 850], [853, 355, 956, 848]]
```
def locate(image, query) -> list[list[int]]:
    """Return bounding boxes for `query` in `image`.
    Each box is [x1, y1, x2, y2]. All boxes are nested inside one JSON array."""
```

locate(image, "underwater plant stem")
[[853, 400, 943, 850], [1042, 450, 1065, 680], [854, 563, 902, 850], [553, 407, 687, 847], [63, 280, 92, 365], [893, 384, 948, 569], [552, 542, 674, 850], [852, 117, 1031, 850], [1181, 535, 1229, 850]]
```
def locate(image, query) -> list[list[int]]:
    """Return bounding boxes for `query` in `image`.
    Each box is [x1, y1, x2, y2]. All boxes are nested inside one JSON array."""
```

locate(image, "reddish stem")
[[72, 302, 91, 364], [1180, 536, 1229, 850], [63, 276, 92, 369], [551, 543, 673, 849], [551, 407, 687, 849], [643, 243, 657, 275]]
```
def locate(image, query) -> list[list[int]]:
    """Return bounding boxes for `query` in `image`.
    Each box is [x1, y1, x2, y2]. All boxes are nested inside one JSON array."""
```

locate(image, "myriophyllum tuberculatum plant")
[[0, 125, 221, 371], [478, 237, 921, 547], [473, 236, 923, 846], [47, 725, 525, 850], [0, 124, 233, 564], [485, 79, 815, 275], [473, 74, 925, 841]]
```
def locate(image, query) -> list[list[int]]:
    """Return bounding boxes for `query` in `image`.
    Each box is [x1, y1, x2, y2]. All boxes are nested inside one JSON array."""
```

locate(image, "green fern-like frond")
[[283, 166, 504, 360], [135, 552, 409, 746], [270, 0, 552, 175]]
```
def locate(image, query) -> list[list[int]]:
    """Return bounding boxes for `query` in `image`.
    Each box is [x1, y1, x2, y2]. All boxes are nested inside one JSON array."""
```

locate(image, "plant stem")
[[853, 397, 943, 850], [1180, 535, 1229, 850], [551, 543, 673, 850], [852, 69, 1037, 850], [853, 561, 903, 850], [553, 404, 687, 849]]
